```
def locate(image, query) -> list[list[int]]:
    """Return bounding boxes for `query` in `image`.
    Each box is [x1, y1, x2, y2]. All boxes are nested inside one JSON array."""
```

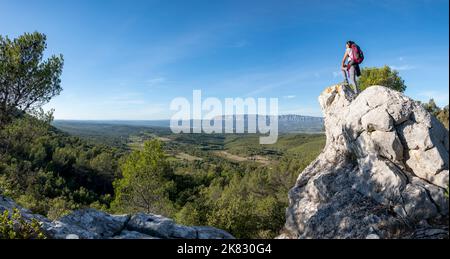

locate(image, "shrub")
[[0, 208, 46, 239], [358, 66, 406, 92]]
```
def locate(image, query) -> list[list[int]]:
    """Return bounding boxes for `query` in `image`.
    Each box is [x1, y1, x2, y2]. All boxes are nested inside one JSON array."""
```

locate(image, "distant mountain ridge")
[[279, 114, 324, 122], [212, 114, 324, 133], [278, 114, 324, 133], [54, 114, 324, 134]]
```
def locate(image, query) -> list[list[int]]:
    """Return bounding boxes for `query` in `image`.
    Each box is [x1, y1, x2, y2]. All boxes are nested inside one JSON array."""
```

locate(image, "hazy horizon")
[[52, 113, 325, 122]]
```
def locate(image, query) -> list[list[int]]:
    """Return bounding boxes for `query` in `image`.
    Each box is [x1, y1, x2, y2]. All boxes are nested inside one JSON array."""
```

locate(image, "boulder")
[[127, 213, 195, 239], [56, 209, 129, 238], [282, 85, 449, 239], [0, 195, 234, 239], [127, 213, 234, 239]]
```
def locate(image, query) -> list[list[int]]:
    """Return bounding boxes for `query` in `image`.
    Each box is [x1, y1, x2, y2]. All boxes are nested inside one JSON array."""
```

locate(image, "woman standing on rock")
[[341, 40, 364, 94]]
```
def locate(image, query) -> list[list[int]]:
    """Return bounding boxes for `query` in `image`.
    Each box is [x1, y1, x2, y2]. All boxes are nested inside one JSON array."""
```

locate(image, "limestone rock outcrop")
[[0, 195, 234, 239], [282, 85, 449, 239]]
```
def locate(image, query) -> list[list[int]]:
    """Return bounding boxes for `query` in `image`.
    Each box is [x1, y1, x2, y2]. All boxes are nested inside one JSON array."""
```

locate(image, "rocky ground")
[[280, 85, 449, 239], [0, 195, 234, 239]]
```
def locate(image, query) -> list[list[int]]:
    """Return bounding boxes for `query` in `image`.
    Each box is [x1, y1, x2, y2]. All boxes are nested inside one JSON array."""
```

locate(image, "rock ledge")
[[0, 195, 234, 239], [282, 85, 449, 239]]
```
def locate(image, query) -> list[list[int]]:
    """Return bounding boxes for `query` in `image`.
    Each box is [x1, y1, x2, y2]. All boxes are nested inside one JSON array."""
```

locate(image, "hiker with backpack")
[[341, 41, 364, 94]]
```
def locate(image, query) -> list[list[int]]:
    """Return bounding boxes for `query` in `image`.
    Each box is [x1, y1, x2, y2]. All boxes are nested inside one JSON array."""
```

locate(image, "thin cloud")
[[418, 91, 449, 105], [104, 93, 146, 105], [242, 69, 323, 97], [230, 40, 250, 48], [244, 76, 302, 97], [146, 77, 166, 86], [107, 98, 146, 105], [390, 64, 416, 71], [283, 95, 296, 99], [332, 71, 342, 78], [280, 107, 323, 117], [144, 32, 209, 68]]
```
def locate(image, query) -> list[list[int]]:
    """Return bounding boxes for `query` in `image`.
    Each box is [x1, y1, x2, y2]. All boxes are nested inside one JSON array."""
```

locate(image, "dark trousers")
[[342, 60, 361, 94]]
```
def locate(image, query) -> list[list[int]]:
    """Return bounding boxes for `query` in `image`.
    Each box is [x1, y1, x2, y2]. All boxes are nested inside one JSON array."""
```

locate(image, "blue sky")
[[1, 0, 449, 120]]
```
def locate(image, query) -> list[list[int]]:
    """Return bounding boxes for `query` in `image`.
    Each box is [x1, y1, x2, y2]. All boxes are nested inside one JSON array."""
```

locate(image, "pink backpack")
[[350, 43, 364, 64]]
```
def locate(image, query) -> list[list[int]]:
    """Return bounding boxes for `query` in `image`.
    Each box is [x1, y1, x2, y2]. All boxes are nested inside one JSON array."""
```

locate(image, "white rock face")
[[126, 213, 235, 239], [0, 195, 234, 239], [283, 85, 449, 239]]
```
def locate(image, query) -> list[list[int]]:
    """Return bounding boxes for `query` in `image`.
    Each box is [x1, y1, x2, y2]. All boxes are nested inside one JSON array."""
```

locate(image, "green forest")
[[0, 109, 325, 238]]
